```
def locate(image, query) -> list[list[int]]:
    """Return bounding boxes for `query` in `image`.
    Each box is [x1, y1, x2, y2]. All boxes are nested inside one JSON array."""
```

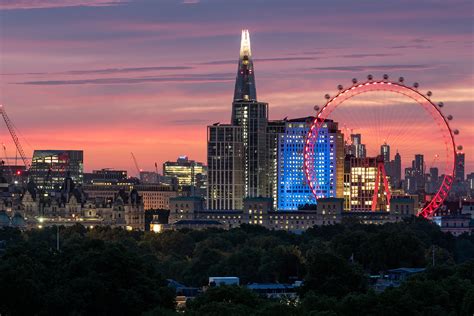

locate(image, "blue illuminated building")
[[277, 117, 344, 210]]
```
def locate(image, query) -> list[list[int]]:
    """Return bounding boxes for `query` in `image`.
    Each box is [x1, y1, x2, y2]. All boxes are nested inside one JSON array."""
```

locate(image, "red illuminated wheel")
[[303, 75, 459, 218]]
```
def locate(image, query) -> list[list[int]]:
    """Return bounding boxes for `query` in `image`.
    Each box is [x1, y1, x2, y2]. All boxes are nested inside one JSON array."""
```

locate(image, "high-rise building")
[[426, 167, 439, 194], [392, 151, 402, 189], [231, 30, 269, 198], [277, 117, 344, 210], [207, 124, 244, 210], [343, 155, 389, 212], [233, 29, 257, 102], [381, 142, 392, 188], [266, 120, 286, 209], [455, 152, 465, 181], [346, 134, 366, 158], [413, 154, 425, 191], [163, 156, 207, 195], [381, 142, 390, 163], [29, 150, 83, 191]]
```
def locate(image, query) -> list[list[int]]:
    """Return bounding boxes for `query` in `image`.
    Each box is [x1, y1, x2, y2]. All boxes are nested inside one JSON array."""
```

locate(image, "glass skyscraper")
[[277, 118, 344, 210], [207, 124, 244, 210], [29, 150, 83, 191], [231, 30, 269, 198]]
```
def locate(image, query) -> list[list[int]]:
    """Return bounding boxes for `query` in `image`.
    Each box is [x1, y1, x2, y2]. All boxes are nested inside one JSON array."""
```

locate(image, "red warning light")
[[16, 170, 21, 175]]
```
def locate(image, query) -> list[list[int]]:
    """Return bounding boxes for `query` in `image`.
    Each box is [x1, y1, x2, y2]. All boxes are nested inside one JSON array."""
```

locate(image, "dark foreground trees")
[[0, 226, 175, 315], [0, 219, 473, 315]]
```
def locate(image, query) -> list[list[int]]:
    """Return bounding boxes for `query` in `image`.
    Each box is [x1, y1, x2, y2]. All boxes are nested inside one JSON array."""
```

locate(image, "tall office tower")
[[426, 167, 439, 194], [29, 150, 83, 191], [343, 155, 388, 211], [163, 156, 207, 195], [233, 29, 256, 101], [413, 154, 424, 174], [347, 133, 367, 158], [231, 30, 269, 198], [391, 151, 402, 189], [455, 152, 465, 181], [207, 124, 244, 210], [381, 142, 393, 188], [413, 154, 425, 191], [381, 142, 390, 162], [266, 120, 286, 209], [404, 167, 416, 194], [277, 118, 344, 210]]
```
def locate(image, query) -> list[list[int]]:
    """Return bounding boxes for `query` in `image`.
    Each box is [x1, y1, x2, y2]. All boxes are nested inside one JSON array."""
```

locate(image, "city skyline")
[[0, 0, 473, 174]]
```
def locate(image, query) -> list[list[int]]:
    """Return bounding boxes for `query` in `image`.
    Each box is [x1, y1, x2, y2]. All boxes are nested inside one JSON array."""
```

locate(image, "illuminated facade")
[[344, 155, 390, 211], [277, 118, 344, 210], [345, 134, 366, 158], [83, 183, 176, 210], [163, 156, 207, 193], [232, 100, 268, 198], [207, 29, 270, 209], [29, 150, 83, 191], [207, 124, 244, 210], [231, 29, 269, 198], [233, 29, 256, 101]]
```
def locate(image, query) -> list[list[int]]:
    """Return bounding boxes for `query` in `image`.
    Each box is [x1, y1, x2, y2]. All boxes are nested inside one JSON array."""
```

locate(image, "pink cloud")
[[0, 0, 127, 10]]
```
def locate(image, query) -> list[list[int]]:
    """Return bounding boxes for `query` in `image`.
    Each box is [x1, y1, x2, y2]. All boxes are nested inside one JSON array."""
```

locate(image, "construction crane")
[[0, 105, 30, 169], [130, 152, 142, 176]]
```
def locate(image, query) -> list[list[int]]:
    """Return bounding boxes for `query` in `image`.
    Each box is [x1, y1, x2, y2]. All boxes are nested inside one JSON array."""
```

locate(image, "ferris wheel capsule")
[[438, 102, 444, 108], [457, 145, 463, 151], [367, 74, 373, 81], [383, 74, 389, 80], [447, 115, 453, 120], [398, 77, 404, 83], [325, 94, 331, 100], [314, 105, 320, 111], [413, 82, 419, 88], [337, 84, 343, 91], [427, 91, 432, 97], [352, 78, 358, 84], [453, 129, 459, 135]]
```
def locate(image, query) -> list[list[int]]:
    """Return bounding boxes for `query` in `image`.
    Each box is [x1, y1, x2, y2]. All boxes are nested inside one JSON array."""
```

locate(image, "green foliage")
[[0, 225, 175, 315], [0, 218, 473, 315]]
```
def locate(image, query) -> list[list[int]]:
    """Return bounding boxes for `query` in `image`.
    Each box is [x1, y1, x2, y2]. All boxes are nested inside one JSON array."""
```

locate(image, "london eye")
[[303, 75, 460, 218]]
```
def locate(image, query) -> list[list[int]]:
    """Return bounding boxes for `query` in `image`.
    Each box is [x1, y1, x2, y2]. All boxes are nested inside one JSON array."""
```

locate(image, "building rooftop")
[[246, 283, 296, 290], [388, 268, 426, 274]]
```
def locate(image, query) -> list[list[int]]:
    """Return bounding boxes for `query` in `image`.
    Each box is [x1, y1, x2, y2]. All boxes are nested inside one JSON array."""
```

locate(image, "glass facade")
[[30, 150, 84, 191], [232, 101, 268, 198], [207, 124, 244, 210], [278, 119, 344, 210], [163, 156, 207, 194]]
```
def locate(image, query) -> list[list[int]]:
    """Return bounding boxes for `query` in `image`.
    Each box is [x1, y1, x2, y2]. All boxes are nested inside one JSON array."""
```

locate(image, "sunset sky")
[[0, 0, 472, 175]]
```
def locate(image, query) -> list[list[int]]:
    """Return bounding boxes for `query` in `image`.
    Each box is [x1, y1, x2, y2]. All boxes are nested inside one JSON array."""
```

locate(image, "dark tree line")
[[0, 218, 473, 315]]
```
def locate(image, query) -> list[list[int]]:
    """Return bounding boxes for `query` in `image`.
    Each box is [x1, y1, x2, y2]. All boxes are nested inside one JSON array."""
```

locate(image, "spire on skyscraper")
[[234, 29, 257, 101]]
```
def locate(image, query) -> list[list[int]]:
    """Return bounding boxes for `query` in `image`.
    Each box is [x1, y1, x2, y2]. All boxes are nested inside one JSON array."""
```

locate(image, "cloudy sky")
[[0, 0, 472, 175]]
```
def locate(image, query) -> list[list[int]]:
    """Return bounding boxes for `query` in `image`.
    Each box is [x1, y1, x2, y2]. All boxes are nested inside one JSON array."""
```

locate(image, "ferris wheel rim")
[[303, 77, 457, 218]]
